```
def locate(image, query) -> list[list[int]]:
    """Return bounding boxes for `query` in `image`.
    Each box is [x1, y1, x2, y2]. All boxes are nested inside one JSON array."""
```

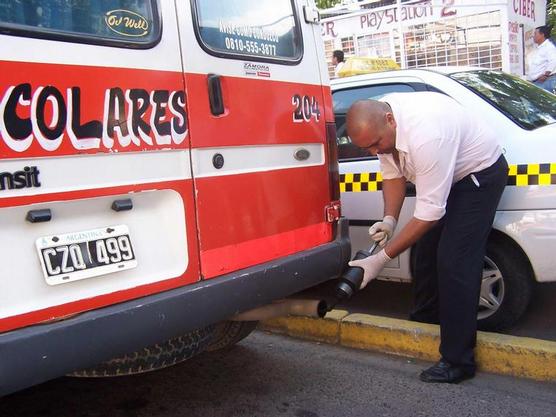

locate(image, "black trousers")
[[409, 155, 508, 369]]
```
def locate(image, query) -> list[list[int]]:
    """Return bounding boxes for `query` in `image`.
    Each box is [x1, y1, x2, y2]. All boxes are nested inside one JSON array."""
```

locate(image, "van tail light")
[[326, 122, 340, 201]]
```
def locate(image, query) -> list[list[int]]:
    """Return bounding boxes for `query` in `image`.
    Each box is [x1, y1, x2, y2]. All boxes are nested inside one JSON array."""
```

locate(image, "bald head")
[[347, 100, 390, 139], [345, 99, 397, 155]]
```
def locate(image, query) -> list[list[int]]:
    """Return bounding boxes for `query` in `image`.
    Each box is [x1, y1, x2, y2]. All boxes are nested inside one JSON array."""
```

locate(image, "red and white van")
[[0, 0, 349, 394]]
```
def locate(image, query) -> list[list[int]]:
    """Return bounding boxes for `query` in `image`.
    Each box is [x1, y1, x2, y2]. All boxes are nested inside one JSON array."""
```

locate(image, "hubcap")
[[478, 256, 505, 320]]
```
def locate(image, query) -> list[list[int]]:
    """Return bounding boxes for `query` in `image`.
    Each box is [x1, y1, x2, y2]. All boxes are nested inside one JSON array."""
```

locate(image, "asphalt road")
[[1, 332, 554, 417]]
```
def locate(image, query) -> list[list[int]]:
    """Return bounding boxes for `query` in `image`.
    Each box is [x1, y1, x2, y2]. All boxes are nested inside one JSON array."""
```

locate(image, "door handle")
[[207, 74, 225, 116]]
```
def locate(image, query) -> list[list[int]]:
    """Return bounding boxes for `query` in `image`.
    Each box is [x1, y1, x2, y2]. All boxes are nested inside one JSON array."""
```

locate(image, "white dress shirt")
[[378, 92, 502, 222], [334, 61, 345, 77], [526, 39, 556, 82]]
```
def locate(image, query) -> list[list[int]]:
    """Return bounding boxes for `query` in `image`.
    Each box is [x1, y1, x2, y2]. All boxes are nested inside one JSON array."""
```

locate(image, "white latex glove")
[[369, 215, 397, 248], [348, 249, 391, 290]]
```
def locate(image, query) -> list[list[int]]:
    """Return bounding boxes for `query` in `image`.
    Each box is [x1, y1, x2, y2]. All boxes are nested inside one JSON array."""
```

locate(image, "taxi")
[[332, 67, 556, 330]]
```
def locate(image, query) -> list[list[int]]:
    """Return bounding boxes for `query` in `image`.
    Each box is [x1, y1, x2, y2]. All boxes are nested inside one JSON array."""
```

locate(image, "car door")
[[175, 0, 334, 279], [334, 80, 427, 280], [0, 0, 202, 331]]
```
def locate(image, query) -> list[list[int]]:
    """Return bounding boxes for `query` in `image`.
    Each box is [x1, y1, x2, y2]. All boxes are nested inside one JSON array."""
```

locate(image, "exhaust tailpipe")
[[231, 299, 328, 322]]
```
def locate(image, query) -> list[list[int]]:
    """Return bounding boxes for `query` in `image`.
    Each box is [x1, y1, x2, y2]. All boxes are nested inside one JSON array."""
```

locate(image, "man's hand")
[[537, 72, 551, 83], [348, 249, 391, 289], [369, 215, 397, 247]]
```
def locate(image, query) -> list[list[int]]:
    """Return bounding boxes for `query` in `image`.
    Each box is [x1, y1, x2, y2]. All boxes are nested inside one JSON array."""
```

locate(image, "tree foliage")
[[548, 0, 555, 31], [315, 0, 342, 10]]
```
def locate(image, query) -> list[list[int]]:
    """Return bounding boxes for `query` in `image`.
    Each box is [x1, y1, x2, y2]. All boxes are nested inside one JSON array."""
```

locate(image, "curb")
[[260, 311, 556, 381]]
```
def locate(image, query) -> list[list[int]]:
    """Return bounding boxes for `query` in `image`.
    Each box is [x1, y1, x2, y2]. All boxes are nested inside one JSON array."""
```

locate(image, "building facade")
[[321, 0, 547, 77]]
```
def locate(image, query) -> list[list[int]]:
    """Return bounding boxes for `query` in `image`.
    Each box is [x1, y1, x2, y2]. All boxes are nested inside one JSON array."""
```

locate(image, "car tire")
[[477, 238, 533, 331], [205, 321, 258, 352], [69, 325, 215, 377]]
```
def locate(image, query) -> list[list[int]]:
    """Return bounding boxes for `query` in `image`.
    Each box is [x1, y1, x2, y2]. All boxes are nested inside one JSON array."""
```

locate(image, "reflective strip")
[[341, 164, 556, 193], [0, 150, 191, 199], [191, 143, 325, 178], [340, 172, 383, 193], [507, 163, 556, 187]]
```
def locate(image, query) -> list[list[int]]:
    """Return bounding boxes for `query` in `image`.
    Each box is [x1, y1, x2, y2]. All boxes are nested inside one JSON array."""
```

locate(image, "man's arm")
[[382, 177, 406, 220], [383, 217, 437, 259]]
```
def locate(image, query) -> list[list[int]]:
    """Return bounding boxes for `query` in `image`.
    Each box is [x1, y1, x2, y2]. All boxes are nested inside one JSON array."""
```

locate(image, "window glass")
[[333, 84, 416, 160], [0, 0, 159, 46], [194, 0, 302, 62], [451, 70, 556, 130]]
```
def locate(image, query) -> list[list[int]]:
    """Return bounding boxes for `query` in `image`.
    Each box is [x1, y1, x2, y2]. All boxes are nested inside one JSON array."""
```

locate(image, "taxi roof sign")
[[337, 57, 400, 77]]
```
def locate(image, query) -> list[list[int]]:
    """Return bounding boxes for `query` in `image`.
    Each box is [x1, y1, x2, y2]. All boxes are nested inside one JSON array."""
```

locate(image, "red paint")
[[184, 73, 333, 281], [185, 73, 327, 148], [0, 60, 187, 159], [0, 60, 336, 332], [201, 222, 331, 278]]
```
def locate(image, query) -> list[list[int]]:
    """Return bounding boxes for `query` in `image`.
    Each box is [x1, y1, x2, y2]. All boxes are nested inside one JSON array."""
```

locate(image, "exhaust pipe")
[[231, 299, 328, 322]]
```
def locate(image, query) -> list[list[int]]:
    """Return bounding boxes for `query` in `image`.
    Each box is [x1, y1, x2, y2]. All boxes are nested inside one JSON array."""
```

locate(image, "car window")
[[0, 0, 160, 48], [333, 83, 416, 161], [333, 83, 416, 114], [193, 0, 302, 63], [450, 70, 556, 130]]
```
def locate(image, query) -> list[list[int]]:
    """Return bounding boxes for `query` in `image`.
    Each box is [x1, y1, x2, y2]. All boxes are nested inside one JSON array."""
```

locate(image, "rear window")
[[193, 0, 303, 63], [0, 0, 160, 48], [333, 83, 416, 114], [450, 70, 556, 130], [333, 83, 417, 160]]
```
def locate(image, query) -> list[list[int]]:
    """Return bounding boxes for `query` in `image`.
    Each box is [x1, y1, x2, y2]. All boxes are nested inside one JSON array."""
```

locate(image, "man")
[[332, 50, 345, 77], [346, 93, 508, 383], [526, 25, 556, 93]]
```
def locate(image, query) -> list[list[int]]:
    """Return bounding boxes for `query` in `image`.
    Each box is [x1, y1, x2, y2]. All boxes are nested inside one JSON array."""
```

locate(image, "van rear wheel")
[[205, 321, 258, 351], [69, 325, 215, 377]]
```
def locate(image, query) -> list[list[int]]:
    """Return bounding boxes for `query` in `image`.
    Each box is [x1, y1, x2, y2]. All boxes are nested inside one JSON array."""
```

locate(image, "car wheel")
[[69, 325, 215, 377], [477, 239, 533, 331], [205, 321, 258, 352]]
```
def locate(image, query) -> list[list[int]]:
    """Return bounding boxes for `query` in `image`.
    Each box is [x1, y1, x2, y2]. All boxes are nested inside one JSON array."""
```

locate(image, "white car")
[[332, 67, 556, 330]]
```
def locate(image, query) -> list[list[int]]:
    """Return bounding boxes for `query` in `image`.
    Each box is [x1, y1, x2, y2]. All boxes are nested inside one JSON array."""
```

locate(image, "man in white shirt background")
[[526, 25, 556, 93], [346, 93, 508, 383]]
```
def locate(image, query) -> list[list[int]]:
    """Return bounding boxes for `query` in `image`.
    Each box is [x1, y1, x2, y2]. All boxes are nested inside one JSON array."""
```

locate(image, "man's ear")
[[385, 112, 397, 128]]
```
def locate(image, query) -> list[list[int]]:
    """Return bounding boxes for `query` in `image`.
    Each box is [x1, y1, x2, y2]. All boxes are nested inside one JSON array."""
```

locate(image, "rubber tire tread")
[[69, 325, 215, 377], [477, 239, 533, 331], [205, 321, 258, 352]]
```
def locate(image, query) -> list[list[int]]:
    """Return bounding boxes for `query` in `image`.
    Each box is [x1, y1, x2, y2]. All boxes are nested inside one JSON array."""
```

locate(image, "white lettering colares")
[[0, 84, 189, 153]]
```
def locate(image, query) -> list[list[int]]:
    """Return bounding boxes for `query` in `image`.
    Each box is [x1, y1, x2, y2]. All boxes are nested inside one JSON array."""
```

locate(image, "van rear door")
[[0, 0, 200, 332], [176, 0, 334, 278]]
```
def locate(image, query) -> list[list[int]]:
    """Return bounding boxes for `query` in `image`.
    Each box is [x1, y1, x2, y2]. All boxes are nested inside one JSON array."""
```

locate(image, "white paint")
[[0, 189, 188, 319], [0, 0, 182, 72], [0, 150, 192, 199], [191, 143, 325, 178]]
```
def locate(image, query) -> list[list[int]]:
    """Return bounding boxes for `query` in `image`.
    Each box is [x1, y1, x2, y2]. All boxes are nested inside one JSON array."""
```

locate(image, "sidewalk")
[[261, 310, 556, 381], [261, 279, 556, 381]]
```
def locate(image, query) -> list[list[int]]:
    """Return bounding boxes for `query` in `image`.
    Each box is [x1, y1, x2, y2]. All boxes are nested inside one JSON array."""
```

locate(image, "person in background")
[[332, 50, 345, 77], [346, 93, 508, 384], [526, 25, 556, 93]]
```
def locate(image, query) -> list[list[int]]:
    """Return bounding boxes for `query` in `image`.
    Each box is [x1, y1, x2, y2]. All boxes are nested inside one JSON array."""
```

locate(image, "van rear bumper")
[[0, 219, 350, 396]]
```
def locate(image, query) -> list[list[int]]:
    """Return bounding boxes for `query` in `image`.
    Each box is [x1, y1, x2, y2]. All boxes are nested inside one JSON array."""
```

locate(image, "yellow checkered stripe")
[[507, 163, 556, 187], [340, 164, 556, 193], [340, 172, 383, 193]]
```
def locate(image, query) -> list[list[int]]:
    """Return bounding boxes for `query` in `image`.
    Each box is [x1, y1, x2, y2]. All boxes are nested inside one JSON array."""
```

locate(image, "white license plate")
[[36, 225, 138, 286]]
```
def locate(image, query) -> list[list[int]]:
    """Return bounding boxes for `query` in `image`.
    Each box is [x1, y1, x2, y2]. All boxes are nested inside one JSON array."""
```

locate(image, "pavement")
[[2, 332, 555, 417], [261, 280, 556, 382]]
